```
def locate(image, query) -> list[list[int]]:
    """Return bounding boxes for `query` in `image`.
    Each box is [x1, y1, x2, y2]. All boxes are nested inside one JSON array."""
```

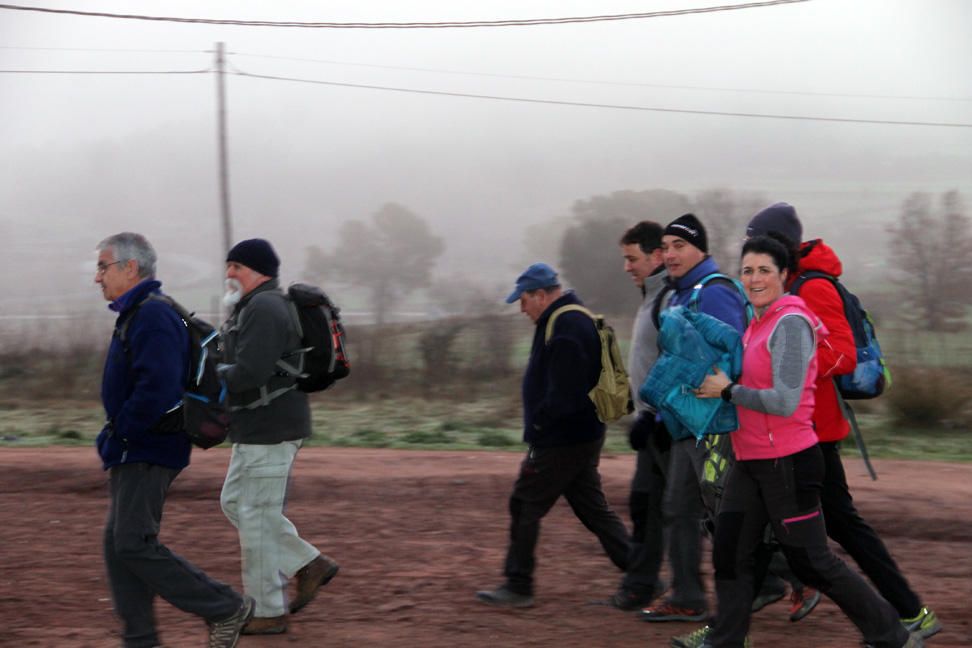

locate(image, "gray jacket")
[[220, 279, 311, 444], [628, 269, 668, 413]]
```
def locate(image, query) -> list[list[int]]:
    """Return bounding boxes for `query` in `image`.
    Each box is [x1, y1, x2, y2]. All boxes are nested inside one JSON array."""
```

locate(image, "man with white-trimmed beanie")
[[219, 238, 340, 635], [640, 213, 748, 624]]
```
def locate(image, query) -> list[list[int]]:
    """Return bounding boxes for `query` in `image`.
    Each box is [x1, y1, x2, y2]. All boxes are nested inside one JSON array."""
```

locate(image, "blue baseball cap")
[[505, 262, 560, 303]]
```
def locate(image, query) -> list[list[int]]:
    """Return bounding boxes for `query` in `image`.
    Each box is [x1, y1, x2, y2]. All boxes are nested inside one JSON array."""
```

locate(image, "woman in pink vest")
[[675, 236, 919, 648]]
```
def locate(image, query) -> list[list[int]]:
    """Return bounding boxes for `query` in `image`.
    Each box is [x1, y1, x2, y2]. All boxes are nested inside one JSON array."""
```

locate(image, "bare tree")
[[558, 189, 691, 314], [304, 203, 444, 325], [886, 190, 972, 332], [693, 188, 766, 272]]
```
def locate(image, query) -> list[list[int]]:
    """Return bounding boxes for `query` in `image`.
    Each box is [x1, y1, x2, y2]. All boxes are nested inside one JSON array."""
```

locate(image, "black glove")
[[652, 420, 671, 453], [628, 411, 657, 451]]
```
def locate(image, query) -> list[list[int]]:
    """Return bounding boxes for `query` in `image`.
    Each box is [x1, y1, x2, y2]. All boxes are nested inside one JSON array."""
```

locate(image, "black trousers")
[[105, 463, 242, 648], [758, 441, 923, 618], [621, 436, 668, 595], [819, 441, 923, 617], [503, 437, 630, 594], [709, 445, 907, 648]]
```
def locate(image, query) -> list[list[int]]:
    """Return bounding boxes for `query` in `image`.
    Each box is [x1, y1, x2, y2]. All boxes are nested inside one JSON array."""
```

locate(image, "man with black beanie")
[[219, 238, 339, 635], [640, 214, 748, 623]]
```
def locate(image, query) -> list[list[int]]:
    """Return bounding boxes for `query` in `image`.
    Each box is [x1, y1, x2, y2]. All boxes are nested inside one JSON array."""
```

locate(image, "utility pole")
[[215, 42, 233, 268]]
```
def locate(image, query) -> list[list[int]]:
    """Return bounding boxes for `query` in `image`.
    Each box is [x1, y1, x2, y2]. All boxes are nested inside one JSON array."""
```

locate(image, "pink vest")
[[733, 295, 825, 461]]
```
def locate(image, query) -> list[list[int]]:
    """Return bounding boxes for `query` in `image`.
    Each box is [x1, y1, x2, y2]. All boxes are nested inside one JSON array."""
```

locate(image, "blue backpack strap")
[[688, 272, 754, 323]]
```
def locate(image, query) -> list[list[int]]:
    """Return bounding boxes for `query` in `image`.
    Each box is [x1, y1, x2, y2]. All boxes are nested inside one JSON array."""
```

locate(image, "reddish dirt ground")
[[1, 447, 970, 648]]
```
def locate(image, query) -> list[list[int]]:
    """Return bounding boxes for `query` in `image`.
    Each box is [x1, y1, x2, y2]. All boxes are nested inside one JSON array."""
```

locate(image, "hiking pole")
[[838, 393, 877, 481]]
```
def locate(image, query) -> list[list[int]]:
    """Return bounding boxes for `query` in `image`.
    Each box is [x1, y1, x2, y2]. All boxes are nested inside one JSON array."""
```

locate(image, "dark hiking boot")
[[290, 554, 340, 614], [475, 585, 534, 608], [241, 615, 288, 635]]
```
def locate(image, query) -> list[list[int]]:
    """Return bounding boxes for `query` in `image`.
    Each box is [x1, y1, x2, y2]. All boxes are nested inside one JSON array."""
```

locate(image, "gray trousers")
[[621, 439, 668, 595], [104, 463, 242, 648], [662, 437, 708, 610]]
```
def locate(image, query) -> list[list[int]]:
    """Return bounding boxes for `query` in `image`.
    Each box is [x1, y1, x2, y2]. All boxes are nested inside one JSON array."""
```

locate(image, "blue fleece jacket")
[[666, 256, 748, 335], [96, 279, 191, 471], [522, 291, 604, 447]]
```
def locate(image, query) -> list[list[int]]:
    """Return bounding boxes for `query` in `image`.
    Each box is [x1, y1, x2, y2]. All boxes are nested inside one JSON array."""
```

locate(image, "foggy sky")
[[1, 0, 970, 322]]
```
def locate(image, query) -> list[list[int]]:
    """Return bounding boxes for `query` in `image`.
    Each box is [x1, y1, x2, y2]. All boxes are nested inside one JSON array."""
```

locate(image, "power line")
[[0, 68, 210, 74], [0, 1, 809, 29], [0, 45, 206, 53], [229, 51, 972, 103], [228, 67, 972, 129]]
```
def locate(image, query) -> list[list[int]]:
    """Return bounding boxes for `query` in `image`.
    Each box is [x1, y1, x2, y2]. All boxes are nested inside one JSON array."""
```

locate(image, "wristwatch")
[[721, 382, 736, 402]]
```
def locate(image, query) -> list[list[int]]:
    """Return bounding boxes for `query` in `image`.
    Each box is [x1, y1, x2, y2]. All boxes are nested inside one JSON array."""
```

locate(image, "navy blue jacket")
[[96, 279, 191, 471], [666, 256, 748, 335], [522, 291, 604, 447]]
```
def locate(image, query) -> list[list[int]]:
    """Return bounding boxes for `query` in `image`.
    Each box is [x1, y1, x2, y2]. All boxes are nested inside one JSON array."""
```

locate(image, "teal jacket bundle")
[[639, 306, 743, 442]]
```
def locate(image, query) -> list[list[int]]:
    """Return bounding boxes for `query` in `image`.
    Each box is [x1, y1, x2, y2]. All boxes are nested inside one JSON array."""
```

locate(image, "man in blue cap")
[[476, 263, 630, 608]]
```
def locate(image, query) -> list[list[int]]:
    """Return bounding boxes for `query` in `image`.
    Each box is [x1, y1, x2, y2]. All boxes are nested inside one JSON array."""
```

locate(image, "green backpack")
[[544, 305, 633, 423]]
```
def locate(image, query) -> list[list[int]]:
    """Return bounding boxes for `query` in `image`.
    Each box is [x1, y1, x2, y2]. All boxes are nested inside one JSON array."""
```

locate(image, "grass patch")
[[0, 397, 967, 462]]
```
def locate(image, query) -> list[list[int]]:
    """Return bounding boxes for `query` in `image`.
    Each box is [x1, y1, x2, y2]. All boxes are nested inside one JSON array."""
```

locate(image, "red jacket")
[[786, 239, 857, 442]]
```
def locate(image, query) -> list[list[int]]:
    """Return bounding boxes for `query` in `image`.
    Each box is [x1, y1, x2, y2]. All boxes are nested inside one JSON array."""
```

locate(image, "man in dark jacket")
[[95, 232, 252, 648], [476, 263, 630, 608], [218, 239, 339, 635]]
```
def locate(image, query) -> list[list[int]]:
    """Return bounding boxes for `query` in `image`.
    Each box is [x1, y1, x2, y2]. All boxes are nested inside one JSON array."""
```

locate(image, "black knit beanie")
[[663, 213, 708, 253], [226, 238, 280, 277]]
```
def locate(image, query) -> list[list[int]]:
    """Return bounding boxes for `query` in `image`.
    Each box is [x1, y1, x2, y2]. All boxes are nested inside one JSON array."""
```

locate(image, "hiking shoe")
[[641, 601, 707, 622], [750, 587, 785, 613], [610, 586, 658, 611], [208, 596, 254, 648], [241, 615, 288, 635], [902, 607, 941, 640], [788, 587, 821, 622], [671, 626, 752, 648], [671, 625, 710, 648], [864, 632, 924, 648], [475, 585, 534, 608], [902, 632, 925, 647], [290, 554, 340, 614]]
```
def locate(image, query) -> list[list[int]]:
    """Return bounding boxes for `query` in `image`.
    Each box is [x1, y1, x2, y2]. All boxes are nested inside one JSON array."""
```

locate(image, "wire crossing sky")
[[0, 1, 810, 28]]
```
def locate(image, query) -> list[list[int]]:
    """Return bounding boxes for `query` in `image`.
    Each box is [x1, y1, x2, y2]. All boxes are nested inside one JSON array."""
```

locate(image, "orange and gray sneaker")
[[788, 587, 821, 622], [641, 601, 707, 622]]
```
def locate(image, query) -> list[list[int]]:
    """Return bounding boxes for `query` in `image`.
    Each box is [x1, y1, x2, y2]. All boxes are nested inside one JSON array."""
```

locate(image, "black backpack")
[[279, 283, 351, 393], [117, 294, 230, 450]]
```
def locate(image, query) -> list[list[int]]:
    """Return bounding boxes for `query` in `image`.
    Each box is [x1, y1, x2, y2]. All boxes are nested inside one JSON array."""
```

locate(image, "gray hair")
[[96, 232, 157, 279]]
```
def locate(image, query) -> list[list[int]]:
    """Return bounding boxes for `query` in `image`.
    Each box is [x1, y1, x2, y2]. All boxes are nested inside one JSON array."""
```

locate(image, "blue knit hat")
[[747, 202, 803, 245], [226, 238, 280, 277]]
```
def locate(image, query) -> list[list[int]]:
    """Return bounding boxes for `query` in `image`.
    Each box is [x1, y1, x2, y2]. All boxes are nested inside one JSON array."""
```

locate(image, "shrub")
[[476, 430, 518, 447], [402, 430, 453, 445], [885, 367, 972, 428]]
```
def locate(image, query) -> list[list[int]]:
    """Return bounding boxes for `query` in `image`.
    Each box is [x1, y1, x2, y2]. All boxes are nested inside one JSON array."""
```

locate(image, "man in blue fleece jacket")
[[476, 263, 630, 608], [95, 232, 252, 648], [640, 214, 748, 624]]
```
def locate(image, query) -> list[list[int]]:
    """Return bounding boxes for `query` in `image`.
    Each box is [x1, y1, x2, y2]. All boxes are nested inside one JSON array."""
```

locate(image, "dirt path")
[[1, 447, 969, 647]]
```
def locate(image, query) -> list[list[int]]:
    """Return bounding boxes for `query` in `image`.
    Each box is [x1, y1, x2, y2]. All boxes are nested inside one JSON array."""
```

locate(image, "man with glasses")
[[95, 232, 253, 648]]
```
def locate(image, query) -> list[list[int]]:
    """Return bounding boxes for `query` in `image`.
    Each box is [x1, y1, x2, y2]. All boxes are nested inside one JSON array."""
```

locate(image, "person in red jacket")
[[745, 203, 941, 640]]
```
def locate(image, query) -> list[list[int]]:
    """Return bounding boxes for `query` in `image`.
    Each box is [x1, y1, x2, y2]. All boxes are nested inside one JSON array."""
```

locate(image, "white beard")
[[222, 278, 243, 307]]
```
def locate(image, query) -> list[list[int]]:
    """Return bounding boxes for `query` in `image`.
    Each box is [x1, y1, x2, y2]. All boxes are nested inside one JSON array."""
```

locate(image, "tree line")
[[303, 189, 972, 333]]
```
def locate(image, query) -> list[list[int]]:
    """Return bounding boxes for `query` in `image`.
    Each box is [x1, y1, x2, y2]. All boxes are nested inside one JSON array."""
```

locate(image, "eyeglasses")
[[96, 260, 124, 275]]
